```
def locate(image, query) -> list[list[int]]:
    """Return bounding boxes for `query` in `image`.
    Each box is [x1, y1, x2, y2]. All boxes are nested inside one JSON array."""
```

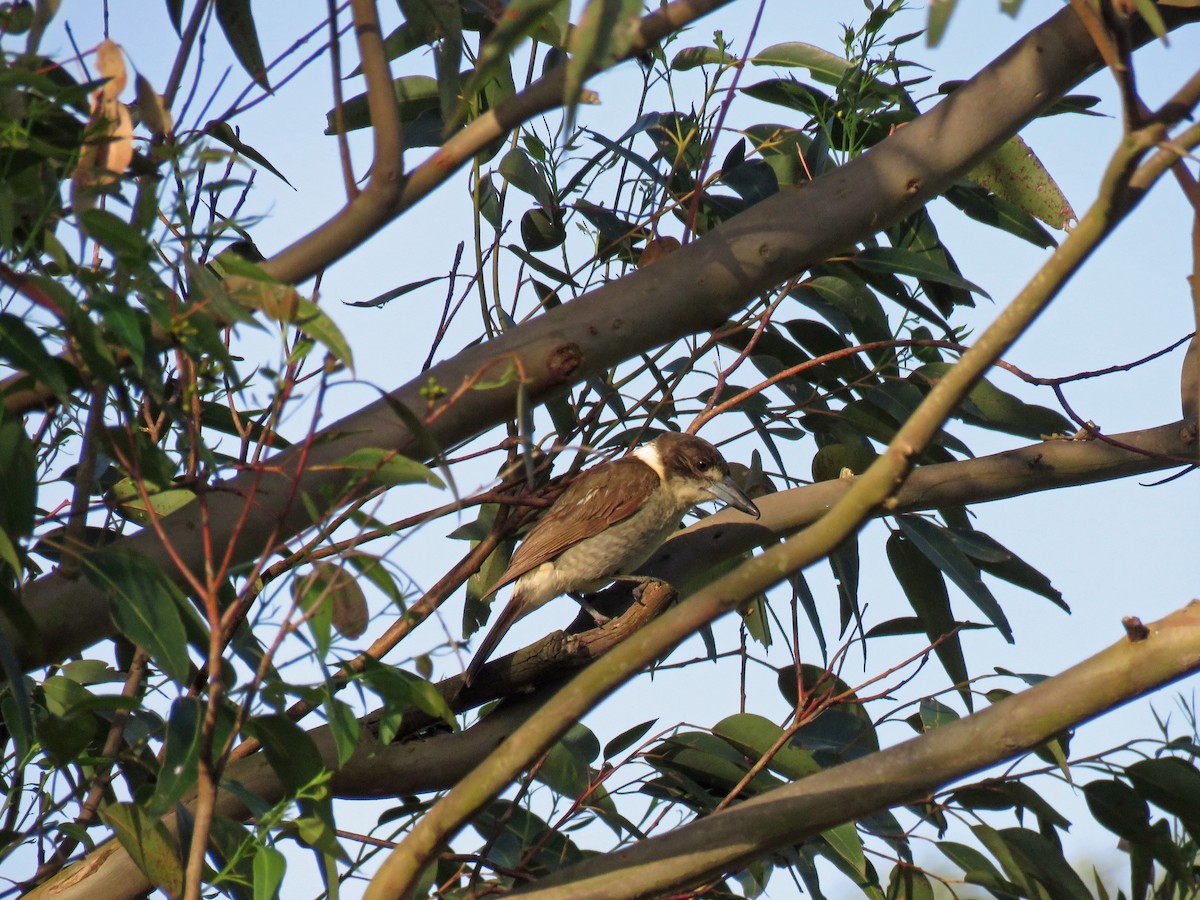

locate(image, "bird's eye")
[[696, 460, 709, 471]]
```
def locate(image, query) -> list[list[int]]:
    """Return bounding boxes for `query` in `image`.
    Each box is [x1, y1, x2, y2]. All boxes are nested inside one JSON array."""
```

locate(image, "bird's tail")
[[462, 598, 523, 687]]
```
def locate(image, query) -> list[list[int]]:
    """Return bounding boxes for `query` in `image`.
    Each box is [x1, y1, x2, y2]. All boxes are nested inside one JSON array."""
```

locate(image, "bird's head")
[[634, 433, 760, 518]]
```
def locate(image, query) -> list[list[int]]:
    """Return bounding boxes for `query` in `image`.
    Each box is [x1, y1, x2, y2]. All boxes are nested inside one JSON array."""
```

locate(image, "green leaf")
[[0, 312, 72, 399], [86, 549, 192, 683], [583, 129, 667, 188], [101, 802, 184, 895], [967, 135, 1075, 229], [950, 529, 1067, 612], [399, 0, 463, 123], [918, 697, 959, 730], [461, 0, 566, 111], [713, 713, 821, 781], [359, 658, 457, 731], [225, 275, 353, 368], [325, 696, 361, 767], [925, 0, 958, 47], [1132, 0, 1168, 40], [330, 447, 444, 489], [994, 826, 1092, 900], [853, 246, 990, 299], [0, 407, 36, 538], [245, 714, 324, 793], [505, 243, 580, 287], [887, 864, 934, 900], [936, 840, 1020, 895], [911, 363, 1071, 439], [896, 516, 1012, 642], [811, 443, 877, 482], [1127, 757, 1200, 841], [537, 723, 599, 798], [253, 844, 287, 900], [671, 46, 736, 71], [604, 718, 657, 760], [108, 478, 196, 526], [78, 208, 151, 261], [564, 0, 642, 123], [150, 698, 203, 815], [325, 75, 440, 135], [742, 78, 831, 117], [819, 822, 876, 893], [886, 533, 971, 706], [204, 120, 293, 186], [945, 183, 1056, 248], [520, 206, 566, 252], [498, 147, 555, 208], [214, 0, 270, 90], [750, 42, 851, 85], [1084, 779, 1151, 841]]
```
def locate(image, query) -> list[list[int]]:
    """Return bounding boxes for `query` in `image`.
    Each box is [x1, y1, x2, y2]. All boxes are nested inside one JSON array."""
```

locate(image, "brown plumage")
[[462, 433, 759, 686]]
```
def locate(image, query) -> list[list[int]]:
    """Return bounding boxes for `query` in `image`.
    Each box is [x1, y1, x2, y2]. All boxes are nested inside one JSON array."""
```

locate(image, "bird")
[[462, 432, 760, 686]]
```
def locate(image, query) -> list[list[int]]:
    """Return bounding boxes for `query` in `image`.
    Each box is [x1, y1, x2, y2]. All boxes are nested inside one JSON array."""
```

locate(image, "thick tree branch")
[[32, 418, 1197, 898], [514, 600, 1200, 899], [7, 7, 1196, 674], [30, 688, 559, 900], [364, 70, 1194, 894]]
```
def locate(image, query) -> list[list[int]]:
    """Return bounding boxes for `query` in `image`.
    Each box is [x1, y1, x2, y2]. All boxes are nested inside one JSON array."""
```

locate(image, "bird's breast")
[[549, 487, 688, 594]]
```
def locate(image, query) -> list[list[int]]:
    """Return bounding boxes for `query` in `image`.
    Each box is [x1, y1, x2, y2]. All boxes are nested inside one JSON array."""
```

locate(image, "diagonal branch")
[[6, 6, 1196, 676], [515, 599, 1200, 899], [362, 66, 1199, 896], [29, 417, 1197, 899]]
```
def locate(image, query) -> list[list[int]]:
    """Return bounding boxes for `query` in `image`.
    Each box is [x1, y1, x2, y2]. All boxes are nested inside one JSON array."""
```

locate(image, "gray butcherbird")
[[462, 433, 760, 686]]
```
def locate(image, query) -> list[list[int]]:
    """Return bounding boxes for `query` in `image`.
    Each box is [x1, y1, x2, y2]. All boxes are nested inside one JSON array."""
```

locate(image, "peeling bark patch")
[[1122, 616, 1150, 642], [547, 343, 583, 383], [905, 178, 922, 195]]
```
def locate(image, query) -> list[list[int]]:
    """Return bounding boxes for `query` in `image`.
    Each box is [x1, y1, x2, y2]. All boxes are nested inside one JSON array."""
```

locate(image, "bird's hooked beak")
[[706, 476, 760, 518]]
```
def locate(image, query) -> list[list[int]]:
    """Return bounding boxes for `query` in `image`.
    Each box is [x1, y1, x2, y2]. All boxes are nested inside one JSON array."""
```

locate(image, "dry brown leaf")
[[95, 39, 127, 99], [71, 40, 134, 211]]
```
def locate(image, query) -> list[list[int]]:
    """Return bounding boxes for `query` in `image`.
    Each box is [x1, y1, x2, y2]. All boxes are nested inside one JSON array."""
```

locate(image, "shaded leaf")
[[886, 533, 971, 706], [345, 276, 443, 308], [896, 516, 1012, 642], [950, 529, 1067, 612], [205, 120, 292, 186], [215, 0, 270, 90], [565, 0, 642, 123], [86, 549, 192, 683], [101, 802, 184, 895], [604, 718, 657, 760], [328, 447, 444, 489], [945, 183, 1056, 248], [462, 0, 567, 109], [853, 246, 990, 299], [911, 363, 1070, 439], [0, 312, 72, 399], [245, 714, 323, 793]]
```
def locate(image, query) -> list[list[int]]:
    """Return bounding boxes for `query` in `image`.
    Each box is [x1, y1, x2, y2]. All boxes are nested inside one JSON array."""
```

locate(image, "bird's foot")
[[569, 593, 612, 626]]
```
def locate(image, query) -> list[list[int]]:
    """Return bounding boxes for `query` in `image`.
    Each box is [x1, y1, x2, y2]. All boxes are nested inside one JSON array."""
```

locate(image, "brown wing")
[[489, 457, 659, 593]]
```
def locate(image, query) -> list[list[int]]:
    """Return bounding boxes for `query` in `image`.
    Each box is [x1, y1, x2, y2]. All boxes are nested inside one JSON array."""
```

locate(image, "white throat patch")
[[631, 442, 666, 480]]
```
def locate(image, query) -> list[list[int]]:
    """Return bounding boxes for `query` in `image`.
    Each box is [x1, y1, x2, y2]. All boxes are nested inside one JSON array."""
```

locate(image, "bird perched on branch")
[[463, 432, 760, 686]]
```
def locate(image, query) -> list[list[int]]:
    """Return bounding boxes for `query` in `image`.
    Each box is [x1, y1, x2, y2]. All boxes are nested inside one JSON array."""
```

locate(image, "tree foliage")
[[0, 1, 1198, 898]]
